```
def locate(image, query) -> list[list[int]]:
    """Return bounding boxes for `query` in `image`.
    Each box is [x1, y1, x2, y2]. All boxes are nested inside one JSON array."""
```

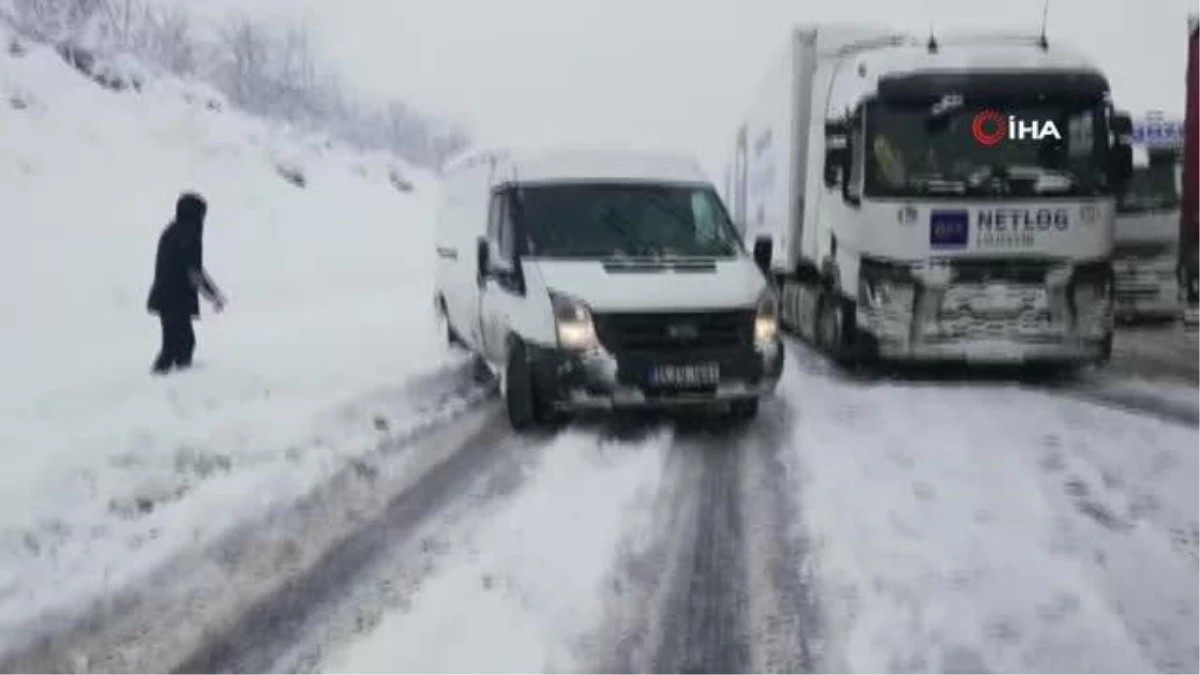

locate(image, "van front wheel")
[[504, 349, 537, 431]]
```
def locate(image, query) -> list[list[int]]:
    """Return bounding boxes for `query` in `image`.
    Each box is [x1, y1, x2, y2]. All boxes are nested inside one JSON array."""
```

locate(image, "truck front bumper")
[[869, 335, 1109, 364], [858, 302, 1113, 365], [526, 339, 784, 411]]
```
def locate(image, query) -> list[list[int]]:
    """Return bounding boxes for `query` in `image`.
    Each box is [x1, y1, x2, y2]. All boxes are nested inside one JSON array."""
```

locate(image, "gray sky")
[[169, 0, 1195, 179]]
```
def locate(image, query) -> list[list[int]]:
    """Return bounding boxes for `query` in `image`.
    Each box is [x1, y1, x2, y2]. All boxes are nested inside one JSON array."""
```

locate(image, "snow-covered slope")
[[0, 21, 459, 641]]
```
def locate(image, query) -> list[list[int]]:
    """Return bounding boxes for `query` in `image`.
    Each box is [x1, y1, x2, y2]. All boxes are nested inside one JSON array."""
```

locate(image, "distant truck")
[[722, 25, 1134, 367], [1181, 16, 1199, 325], [434, 148, 783, 430], [1112, 112, 1184, 321]]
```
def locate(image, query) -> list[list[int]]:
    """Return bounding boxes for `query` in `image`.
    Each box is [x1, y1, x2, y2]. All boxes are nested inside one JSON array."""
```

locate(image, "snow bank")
[[0, 27, 453, 643], [322, 427, 673, 673], [781, 360, 1199, 673]]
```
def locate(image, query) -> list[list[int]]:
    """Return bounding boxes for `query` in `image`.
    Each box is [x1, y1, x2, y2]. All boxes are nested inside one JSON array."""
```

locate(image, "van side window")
[[497, 192, 516, 262], [691, 191, 717, 244], [487, 192, 503, 245]]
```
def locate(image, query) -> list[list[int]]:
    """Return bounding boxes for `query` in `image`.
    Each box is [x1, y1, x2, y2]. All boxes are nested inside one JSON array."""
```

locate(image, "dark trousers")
[[153, 312, 196, 373]]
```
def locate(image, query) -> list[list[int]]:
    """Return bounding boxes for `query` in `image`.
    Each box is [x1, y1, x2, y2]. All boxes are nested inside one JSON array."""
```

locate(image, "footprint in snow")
[[1037, 591, 1081, 623], [1038, 449, 1064, 473], [940, 645, 990, 673]]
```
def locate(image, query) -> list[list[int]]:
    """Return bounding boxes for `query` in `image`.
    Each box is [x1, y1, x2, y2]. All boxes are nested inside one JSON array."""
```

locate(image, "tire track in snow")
[[737, 395, 822, 673], [1040, 380, 1198, 428], [784, 336, 1197, 428], [651, 431, 752, 674], [592, 401, 819, 674], [0, 369, 499, 674], [170, 410, 557, 674]]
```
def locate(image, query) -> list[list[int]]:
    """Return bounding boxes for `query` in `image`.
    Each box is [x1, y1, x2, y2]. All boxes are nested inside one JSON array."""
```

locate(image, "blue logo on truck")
[[930, 210, 969, 248]]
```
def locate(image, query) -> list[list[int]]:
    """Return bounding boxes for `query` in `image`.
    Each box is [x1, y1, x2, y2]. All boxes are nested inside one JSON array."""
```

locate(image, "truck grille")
[[945, 257, 1055, 284], [1116, 286, 1163, 300], [931, 284, 1056, 341], [592, 310, 755, 353]]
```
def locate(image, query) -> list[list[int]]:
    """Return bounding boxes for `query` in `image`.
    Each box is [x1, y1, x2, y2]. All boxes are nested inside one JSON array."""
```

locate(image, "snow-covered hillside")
[[0, 20, 463, 644]]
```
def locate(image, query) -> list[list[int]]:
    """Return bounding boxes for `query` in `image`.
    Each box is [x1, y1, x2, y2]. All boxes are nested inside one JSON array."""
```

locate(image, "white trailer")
[[722, 25, 1135, 367], [1113, 112, 1185, 321]]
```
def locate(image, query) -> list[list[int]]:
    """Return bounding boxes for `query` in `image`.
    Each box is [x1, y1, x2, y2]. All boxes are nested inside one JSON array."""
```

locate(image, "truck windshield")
[[864, 98, 1110, 199], [1118, 157, 1181, 214], [514, 184, 742, 259]]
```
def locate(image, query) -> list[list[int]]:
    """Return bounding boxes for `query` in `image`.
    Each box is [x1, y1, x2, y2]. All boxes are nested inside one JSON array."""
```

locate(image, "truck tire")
[[729, 398, 760, 422], [816, 291, 845, 361], [1097, 331, 1114, 365]]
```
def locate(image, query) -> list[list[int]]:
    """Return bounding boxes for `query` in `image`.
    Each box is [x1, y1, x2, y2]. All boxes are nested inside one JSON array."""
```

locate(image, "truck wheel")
[[816, 292, 844, 359], [1097, 332, 1114, 365], [729, 398, 759, 422]]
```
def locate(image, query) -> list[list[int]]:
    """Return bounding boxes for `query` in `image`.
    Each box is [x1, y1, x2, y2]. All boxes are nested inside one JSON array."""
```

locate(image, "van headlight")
[[754, 289, 779, 344], [550, 291, 599, 351]]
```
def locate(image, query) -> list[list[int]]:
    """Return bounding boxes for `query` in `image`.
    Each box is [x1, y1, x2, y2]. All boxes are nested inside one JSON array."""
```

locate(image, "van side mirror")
[[752, 236, 773, 274], [476, 236, 490, 285], [1109, 143, 1133, 188]]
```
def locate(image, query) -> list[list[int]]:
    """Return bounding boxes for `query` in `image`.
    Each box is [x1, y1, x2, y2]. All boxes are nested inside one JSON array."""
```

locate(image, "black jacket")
[[147, 194, 221, 317]]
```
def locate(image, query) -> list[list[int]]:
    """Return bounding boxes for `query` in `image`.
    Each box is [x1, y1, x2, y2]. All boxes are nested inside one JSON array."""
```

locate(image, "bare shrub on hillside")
[[1, 0, 471, 168]]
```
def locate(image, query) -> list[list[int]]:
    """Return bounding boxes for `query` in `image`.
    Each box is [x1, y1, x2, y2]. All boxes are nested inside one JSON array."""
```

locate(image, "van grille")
[[592, 310, 755, 353]]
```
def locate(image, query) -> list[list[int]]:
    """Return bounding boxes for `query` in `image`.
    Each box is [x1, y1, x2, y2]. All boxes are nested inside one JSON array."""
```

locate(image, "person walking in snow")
[[147, 192, 226, 374]]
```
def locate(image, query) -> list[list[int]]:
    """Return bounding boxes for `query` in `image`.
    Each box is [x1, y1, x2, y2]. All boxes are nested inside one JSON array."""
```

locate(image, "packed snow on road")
[[0, 12, 1196, 675]]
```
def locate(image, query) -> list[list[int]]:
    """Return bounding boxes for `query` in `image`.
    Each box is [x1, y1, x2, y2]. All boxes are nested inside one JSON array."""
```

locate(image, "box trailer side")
[[728, 32, 803, 273], [794, 27, 916, 280], [786, 29, 820, 276]]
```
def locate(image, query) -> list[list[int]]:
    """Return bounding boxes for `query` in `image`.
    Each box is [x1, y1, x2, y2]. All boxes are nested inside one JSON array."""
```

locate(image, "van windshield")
[[514, 183, 742, 259]]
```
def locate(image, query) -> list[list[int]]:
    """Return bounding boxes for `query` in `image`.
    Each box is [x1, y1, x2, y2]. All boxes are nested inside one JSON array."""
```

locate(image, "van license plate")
[[648, 363, 720, 387]]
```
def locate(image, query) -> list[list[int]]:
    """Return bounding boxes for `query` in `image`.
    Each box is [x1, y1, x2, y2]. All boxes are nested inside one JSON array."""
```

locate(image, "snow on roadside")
[[0, 28, 456, 647], [321, 426, 674, 674], [780, 354, 1199, 673]]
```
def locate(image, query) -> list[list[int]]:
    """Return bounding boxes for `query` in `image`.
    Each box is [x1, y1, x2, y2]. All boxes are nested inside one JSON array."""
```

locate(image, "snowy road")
[[4, 340, 1195, 674]]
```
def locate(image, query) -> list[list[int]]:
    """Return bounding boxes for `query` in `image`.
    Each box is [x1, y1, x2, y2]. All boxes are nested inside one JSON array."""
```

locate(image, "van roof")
[[453, 147, 713, 187]]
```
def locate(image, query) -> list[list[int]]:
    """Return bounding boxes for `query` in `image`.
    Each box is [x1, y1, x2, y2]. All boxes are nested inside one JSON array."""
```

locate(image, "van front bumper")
[[526, 339, 784, 411]]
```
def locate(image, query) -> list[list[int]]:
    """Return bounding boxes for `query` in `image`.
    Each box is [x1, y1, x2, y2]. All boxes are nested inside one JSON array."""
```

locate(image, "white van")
[[433, 147, 784, 430]]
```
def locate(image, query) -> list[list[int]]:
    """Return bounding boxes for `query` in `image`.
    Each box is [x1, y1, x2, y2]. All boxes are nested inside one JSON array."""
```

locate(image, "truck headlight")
[[754, 289, 779, 343], [550, 291, 599, 351]]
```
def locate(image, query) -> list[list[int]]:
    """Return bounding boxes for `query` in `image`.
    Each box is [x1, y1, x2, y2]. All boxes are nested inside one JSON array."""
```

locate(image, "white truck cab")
[[723, 26, 1135, 368], [434, 147, 783, 430], [1113, 112, 1185, 321]]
